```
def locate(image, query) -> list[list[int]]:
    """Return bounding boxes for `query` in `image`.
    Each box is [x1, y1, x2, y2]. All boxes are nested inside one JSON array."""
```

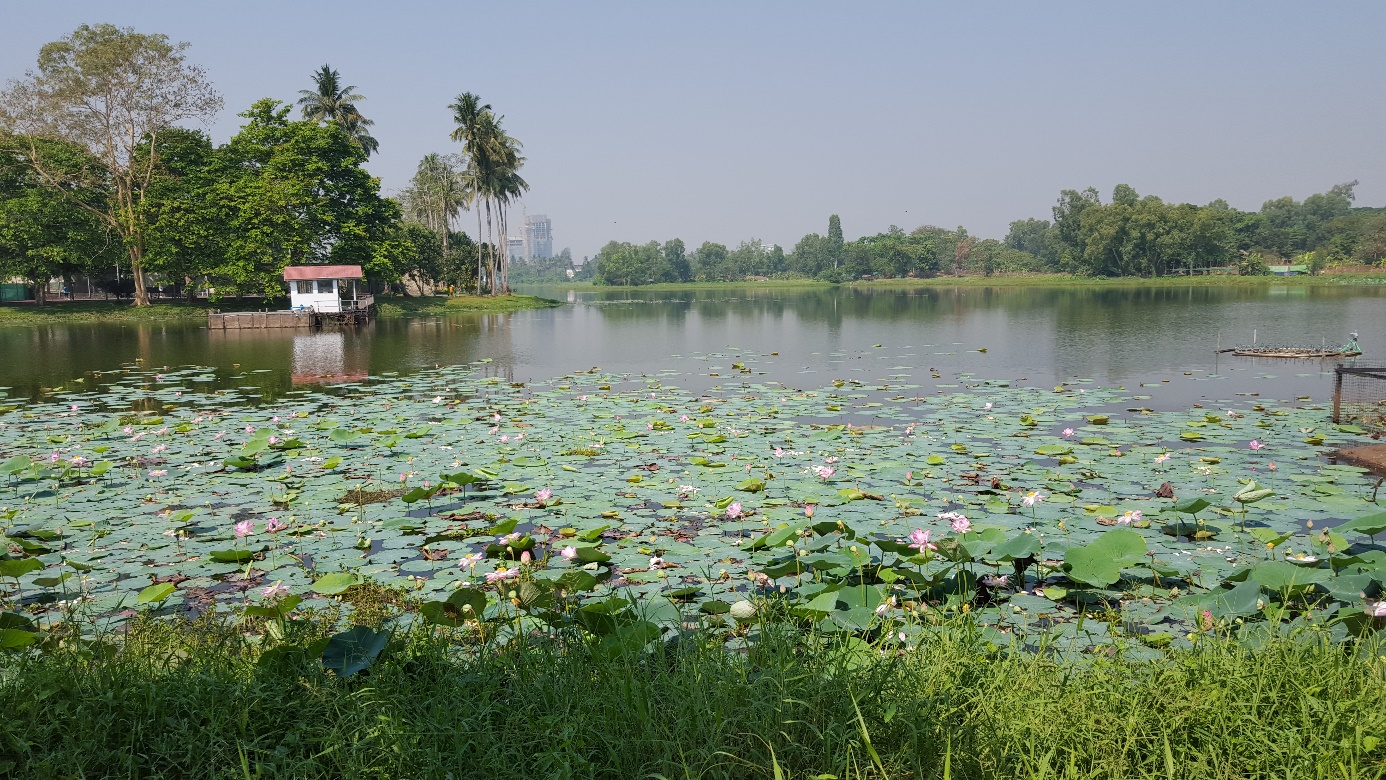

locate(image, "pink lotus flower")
[[560, 546, 577, 560], [123, 426, 133, 435], [680, 415, 689, 423], [458, 552, 483, 570], [984, 402, 993, 411], [151, 444, 167, 455], [267, 436, 279, 445], [1062, 428, 1074, 438], [825, 456, 838, 464], [908, 528, 937, 552], [234, 519, 254, 537], [981, 574, 1010, 589], [1021, 491, 1046, 508], [515, 432, 524, 440], [500, 435, 509, 443], [261, 582, 290, 600], [49, 452, 60, 463], [271, 416, 280, 423], [69, 404, 79, 412], [726, 501, 743, 519], [499, 532, 522, 546], [773, 447, 785, 458], [905, 471, 913, 481], [265, 517, 288, 534], [1249, 440, 1264, 451], [1155, 453, 1170, 465], [648, 556, 666, 569], [804, 504, 816, 518], [485, 568, 519, 583], [1268, 461, 1277, 472], [812, 465, 835, 481], [1117, 510, 1141, 526], [245, 425, 255, 433], [949, 514, 972, 534], [214, 431, 226, 440], [535, 489, 552, 503], [520, 550, 532, 564], [580, 395, 588, 401], [148, 469, 168, 477], [1368, 601, 1386, 618], [70, 456, 88, 467]]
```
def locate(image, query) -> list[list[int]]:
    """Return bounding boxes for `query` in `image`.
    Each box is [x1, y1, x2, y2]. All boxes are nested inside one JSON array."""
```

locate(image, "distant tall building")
[[507, 236, 527, 261], [524, 214, 553, 260]]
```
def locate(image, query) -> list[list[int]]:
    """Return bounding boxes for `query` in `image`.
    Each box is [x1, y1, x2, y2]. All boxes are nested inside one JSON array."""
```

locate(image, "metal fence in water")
[[1334, 361, 1386, 433]]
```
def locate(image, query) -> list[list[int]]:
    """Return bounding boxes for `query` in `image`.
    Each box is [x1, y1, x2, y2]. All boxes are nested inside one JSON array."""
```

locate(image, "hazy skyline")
[[5, 2, 1384, 259]]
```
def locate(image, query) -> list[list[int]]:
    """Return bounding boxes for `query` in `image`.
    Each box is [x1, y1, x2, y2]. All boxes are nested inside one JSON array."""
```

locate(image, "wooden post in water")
[[1333, 367, 1344, 423]]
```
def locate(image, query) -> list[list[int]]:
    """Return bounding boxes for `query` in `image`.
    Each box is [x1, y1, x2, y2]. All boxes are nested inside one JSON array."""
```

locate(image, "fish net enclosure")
[[1334, 362, 1386, 433]]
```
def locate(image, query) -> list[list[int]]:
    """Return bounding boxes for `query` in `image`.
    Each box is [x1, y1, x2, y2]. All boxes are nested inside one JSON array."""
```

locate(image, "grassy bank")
[[0, 614, 1381, 779], [851, 272, 1386, 289], [0, 294, 560, 326], [374, 293, 561, 317]]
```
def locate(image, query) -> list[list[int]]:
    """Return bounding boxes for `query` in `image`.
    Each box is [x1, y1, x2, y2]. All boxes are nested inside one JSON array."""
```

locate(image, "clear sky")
[[5, 2, 1384, 259]]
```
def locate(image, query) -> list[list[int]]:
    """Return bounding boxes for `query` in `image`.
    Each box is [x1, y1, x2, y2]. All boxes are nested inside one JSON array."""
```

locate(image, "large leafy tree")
[[297, 65, 378, 157], [199, 99, 398, 298], [0, 138, 115, 303], [0, 24, 222, 305]]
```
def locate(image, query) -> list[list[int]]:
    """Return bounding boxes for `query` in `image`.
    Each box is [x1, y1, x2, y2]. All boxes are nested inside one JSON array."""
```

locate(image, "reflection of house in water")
[[292, 331, 369, 385]]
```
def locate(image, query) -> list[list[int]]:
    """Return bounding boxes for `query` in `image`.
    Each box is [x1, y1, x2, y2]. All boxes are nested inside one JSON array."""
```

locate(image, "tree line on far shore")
[[589, 182, 1386, 286], [0, 24, 524, 305]]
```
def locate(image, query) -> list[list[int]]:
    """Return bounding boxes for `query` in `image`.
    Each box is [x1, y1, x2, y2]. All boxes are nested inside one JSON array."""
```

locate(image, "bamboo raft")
[[1219, 345, 1362, 358]]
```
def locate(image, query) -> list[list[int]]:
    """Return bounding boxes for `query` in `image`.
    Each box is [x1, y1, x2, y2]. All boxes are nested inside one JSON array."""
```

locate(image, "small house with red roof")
[[283, 265, 372, 313]]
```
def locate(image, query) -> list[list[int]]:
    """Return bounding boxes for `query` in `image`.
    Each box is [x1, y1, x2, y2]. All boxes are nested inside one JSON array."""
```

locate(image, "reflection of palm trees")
[[298, 65, 379, 157]]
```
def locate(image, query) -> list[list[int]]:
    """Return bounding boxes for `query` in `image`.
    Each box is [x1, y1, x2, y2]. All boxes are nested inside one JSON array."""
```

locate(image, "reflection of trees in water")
[[368, 315, 519, 381]]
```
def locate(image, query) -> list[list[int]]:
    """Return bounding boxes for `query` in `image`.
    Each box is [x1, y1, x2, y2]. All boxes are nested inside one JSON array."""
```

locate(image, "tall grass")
[[0, 616, 1381, 779]]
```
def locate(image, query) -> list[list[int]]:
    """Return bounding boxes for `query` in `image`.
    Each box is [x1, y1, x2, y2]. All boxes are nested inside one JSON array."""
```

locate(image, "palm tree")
[[449, 93, 494, 293], [449, 93, 529, 295], [402, 153, 468, 252], [298, 65, 378, 158]]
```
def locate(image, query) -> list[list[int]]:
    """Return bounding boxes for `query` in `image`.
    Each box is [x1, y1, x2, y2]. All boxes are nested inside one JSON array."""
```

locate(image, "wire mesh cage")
[[1333, 361, 1386, 433]]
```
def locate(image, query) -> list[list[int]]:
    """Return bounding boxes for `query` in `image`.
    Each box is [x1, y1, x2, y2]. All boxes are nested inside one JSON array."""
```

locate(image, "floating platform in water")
[[1224, 346, 1362, 359], [207, 308, 373, 330]]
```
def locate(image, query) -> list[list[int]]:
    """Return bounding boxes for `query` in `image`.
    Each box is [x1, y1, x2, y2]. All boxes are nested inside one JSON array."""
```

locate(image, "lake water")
[[2, 283, 1381, 406]]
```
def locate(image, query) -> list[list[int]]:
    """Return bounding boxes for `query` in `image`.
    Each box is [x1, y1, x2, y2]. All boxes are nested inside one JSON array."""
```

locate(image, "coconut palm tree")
[[449, 92, 495, 292], [402, 153, 468, 252], [298, 65, 378, 158]]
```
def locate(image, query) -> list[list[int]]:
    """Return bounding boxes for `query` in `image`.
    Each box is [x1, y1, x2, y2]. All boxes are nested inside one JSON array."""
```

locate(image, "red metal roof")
[[283, 265, 363, 281]]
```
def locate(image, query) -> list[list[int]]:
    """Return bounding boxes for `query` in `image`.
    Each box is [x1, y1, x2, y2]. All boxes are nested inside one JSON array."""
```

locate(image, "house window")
[[295, 280, 313, 295], [316, 280, 334, 294]]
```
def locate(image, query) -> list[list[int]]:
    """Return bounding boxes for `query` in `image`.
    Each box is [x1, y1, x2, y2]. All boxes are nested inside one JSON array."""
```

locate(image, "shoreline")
[[0, 293, 562, 326], [540, 271, 1386, 293]]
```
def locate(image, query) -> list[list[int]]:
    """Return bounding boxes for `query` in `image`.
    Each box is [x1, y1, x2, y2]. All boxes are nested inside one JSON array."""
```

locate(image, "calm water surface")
[[2, 284, 1381, 408]]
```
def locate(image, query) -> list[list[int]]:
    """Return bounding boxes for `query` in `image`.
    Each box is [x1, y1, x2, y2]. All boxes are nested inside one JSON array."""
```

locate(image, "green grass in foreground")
[[0, 614, 1381, 779]]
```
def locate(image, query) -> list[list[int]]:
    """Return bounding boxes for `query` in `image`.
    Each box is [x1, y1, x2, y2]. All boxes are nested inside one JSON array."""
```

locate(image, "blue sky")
[[6, 2, 1384, 259]]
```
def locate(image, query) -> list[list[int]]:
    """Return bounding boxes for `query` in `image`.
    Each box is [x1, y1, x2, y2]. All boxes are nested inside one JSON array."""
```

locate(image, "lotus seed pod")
[[729, 600, 757, 622]]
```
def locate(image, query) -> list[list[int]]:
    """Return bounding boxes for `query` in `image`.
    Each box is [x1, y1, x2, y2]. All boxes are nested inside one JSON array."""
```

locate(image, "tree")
[[400, 153, 469, 254], [449, 93, 527, 295], [297, 65, 378, 157], [199, 99, 398, 298], [0, 24, 222, 305], [0, 138, 114, 303], [663, 238, 690, 282], [827, 214, 844, 269]]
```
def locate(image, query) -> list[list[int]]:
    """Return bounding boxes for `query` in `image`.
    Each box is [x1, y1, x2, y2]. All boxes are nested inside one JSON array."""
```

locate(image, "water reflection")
[[3, 284, 1383, 408]]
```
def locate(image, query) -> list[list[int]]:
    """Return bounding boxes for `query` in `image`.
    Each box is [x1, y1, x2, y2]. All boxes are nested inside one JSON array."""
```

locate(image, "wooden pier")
[[207, 307, 374, 330]]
